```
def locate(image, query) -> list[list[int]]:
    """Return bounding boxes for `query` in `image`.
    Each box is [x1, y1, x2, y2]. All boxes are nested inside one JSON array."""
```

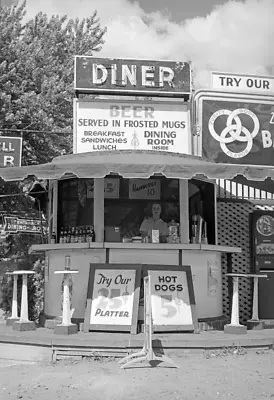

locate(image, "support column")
[[247, 274, 268, 330], [13, 271, 36, 331], [94, 178, 104, 242], [54, 256, 79, 335], [224, 273, 247, 334], [5, 272, 19, 326], [179, 179, 189, 244]]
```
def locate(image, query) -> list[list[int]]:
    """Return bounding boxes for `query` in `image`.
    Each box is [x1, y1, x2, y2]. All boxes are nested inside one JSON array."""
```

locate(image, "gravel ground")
[[0, 349, 274, 400]]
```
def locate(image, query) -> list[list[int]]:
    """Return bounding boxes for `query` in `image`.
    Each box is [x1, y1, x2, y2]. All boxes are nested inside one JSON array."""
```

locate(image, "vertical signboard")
[[84, 264, 141, 334], [194, 90, 274, 166], [0, 136, 22, 167], [143, 264, 198, 332]]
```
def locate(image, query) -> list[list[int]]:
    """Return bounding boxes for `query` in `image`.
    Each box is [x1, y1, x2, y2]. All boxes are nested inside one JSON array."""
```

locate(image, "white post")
[[11, 274, 18, 319], [62, 273, 72, 326], [20, 274, 29, 322], [251, 276, 259, 321], [230, 277, 239, 326], [94, 178, 104, 242], [179, 179, 189, 243]]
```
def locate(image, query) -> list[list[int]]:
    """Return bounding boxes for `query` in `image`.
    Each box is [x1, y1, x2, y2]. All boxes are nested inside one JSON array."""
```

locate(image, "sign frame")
[[74, 56, 192, 97], [143, 264, 198, 333], [193, 89, 274, 165], [73, 98, 191, 155], [84, 263, 141, 334], [0, 136, 22, 167]]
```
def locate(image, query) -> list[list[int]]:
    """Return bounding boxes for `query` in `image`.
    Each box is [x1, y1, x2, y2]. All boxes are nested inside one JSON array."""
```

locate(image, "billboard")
[[74, 56, 191, 96], [194, 90, 274, 165], [74, 99, 191, 155], [212, 72, 274, 95], [0, 136, 22, 167]]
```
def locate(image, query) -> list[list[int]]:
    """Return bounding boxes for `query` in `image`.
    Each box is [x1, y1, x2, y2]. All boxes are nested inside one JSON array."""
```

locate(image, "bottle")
[[67, 227, 71, 243], [70, 227, 75, 244], [75, 227, 79, 243], [50, 230, 56, 244], [86, 226, 91, 243], [83, 226, 87, 242], [90, 226, 95, 242], [59, 227, 64, 244], [79, 227, 83, 243]]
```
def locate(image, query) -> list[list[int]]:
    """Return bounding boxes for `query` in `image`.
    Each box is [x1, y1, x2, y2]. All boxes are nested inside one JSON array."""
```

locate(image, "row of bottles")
[[51, 226, 95, 244]]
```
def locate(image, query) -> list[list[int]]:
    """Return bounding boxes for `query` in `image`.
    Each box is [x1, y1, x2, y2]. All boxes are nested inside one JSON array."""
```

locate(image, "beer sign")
[[84, 264, 141, 334], [74, 57, 191, 96], [194, 90, 274, 165], [143, 265, 198, 332], [0, 136, 22, 167]]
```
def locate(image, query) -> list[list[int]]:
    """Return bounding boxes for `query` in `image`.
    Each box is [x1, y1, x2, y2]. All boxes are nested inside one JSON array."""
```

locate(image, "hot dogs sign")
[[84, 264, 141, 334]]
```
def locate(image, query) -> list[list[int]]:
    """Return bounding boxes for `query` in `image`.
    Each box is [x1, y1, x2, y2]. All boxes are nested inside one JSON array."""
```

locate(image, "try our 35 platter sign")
[[143, 265, 198, 332], [194, 90, 274, 166], [84, 264, 141, 334], [74, 56, 191, 96]]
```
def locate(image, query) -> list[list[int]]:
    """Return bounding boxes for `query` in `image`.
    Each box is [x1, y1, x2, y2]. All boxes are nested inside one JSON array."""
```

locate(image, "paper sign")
[[84, 264, 141, 333], [144, 265, 198, 332], [129, 179, 161, 200], [86, 178, 120, 199]]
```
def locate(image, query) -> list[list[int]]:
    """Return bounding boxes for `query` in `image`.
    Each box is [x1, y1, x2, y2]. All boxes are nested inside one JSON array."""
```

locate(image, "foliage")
[[0, 2, 106, 281], [0, 258, 45, 322]]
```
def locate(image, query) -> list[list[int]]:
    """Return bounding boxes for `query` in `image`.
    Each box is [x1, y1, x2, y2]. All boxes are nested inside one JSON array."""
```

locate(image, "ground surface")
[[0, 349, 274, 400]]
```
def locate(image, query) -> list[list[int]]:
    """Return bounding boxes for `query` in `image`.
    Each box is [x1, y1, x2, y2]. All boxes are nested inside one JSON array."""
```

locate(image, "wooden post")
[[179, 179, 189, 243], [12, 271, 36, 331], [224, 273, 247, 334], [246, 274, 268, 330], [54, 255, 79, 335], [94, 178, 104, 242], [5, 272, 19, 326]]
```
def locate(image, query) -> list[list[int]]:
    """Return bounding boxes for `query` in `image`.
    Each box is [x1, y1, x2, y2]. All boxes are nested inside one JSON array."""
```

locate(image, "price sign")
[[144, 264, 198, 332], [129, 178, 161, 200], [86, 178, 120, 199], [84, 264, 141, 334]]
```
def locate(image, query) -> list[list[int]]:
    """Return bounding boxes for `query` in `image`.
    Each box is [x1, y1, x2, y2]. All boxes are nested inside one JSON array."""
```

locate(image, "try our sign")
[[74, 100, 190, 154], [74, 57, 191, 96], [0, 136, 22, 167], [195, 91, 274, 165], [212, 72, 274, 94], [3, 215, 45, 234], [84, 264, 141, 334], [144, 265, 198, 332]]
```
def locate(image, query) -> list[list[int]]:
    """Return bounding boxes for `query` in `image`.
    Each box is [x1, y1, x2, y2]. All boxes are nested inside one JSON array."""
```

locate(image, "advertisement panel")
[[84, 264, 141, 334], [74, 100, 190, 155], [129, 178, 161, 200], [195, 90, 274, 165], [144, 265, 198, 332], [0, 136, 22, 167], [74, 56, 191, 96], [212, 72, 274, 95]]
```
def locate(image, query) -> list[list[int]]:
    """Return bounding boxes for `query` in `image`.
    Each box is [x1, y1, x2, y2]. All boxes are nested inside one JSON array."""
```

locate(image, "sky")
[[12, 0, 274, 87]]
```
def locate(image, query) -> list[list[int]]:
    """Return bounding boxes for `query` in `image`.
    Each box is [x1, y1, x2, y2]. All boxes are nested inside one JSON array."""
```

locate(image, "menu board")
[[86, 178, 120, 199], [84, 264, 141, 334], [144, 264, 198, 332], [129, 178, 161, 200], [251, 211, 274, 271]]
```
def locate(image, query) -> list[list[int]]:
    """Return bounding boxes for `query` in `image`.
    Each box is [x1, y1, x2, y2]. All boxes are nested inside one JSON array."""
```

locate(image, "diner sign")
[[84, 264, 141, 334], [212, 72, 274, 94], [74, 56, 191, 96], [74, 100, 190, 154], [195, 91, 274, 165], [143, 265, 198, 332], [129, 178, 161, 200]]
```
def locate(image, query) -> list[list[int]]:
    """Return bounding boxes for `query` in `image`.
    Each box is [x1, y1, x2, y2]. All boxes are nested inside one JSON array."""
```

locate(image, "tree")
[[0, 2, 106, 281], [0, 1, 106, 164]]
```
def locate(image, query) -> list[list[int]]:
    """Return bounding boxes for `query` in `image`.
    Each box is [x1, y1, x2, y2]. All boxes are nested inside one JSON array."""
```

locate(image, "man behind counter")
[[140, 203, 169, 242]]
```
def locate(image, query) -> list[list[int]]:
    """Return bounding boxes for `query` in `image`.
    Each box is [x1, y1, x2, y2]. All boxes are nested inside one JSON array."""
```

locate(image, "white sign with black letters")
[[212, 72, 274, 94], [74, 100, 191, 155]]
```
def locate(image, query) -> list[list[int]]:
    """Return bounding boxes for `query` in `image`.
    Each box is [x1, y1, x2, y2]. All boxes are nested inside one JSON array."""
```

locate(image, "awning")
[[0, 150, 274, 182]]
